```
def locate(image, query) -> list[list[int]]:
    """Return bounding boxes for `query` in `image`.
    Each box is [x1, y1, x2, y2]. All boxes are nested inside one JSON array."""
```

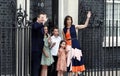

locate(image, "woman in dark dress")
[[63, 11, 91, 76]]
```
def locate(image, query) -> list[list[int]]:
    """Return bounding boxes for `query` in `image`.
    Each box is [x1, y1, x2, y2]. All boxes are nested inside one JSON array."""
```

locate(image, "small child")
[[56, 40, 67, 76], [41, 26, 54, 76]]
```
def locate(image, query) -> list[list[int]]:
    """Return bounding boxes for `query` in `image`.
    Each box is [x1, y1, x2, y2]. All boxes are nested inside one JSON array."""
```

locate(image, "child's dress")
[[41, 35, 54, 66], [56, 48, 67, 71]]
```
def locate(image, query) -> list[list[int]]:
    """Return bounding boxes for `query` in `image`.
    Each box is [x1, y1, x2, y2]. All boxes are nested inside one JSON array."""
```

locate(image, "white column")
[[58, 0, 78, 38], [67, 0, 78, 25], [58, 0, 64, 38], [26, 0, 30, 20], [17, 0, 25, 10], [17, 0, 30, 20]]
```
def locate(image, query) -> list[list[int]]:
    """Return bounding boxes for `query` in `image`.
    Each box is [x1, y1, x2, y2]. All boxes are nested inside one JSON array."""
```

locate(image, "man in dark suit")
[[31, 12, 48, 76]]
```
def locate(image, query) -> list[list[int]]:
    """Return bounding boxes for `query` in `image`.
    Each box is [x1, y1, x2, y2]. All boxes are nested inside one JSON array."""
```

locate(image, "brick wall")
[[0, 0, 16, 75]]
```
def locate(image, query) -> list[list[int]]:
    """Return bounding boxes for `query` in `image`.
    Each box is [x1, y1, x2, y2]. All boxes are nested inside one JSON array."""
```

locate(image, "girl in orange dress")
[[56, 40, 67, 76]]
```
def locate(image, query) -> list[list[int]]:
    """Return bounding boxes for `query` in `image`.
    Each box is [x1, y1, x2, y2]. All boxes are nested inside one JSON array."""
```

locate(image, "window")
[[103, 0, 120, 47]]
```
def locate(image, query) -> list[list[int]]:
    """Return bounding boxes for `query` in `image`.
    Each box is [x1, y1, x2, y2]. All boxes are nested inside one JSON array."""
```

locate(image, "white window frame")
[[103, 0, 120, 47]]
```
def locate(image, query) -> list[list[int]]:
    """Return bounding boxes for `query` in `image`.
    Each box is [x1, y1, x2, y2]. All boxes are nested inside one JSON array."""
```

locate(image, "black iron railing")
[[0, 4, 31, 76], [16, 5, 31, 76], [78, 0, 120, 76]]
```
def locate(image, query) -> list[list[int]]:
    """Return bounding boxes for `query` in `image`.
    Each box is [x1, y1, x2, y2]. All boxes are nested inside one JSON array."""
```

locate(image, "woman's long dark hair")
[[64, 15, 73, 27]]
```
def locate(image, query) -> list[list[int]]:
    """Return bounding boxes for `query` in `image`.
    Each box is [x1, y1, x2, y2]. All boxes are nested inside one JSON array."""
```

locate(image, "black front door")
[[30, 0, 58, 32]]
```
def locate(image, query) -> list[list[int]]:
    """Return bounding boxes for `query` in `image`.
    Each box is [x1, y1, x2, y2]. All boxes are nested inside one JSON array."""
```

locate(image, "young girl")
[[56, 40, 67, 76], [41, 26, 54, 76]]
